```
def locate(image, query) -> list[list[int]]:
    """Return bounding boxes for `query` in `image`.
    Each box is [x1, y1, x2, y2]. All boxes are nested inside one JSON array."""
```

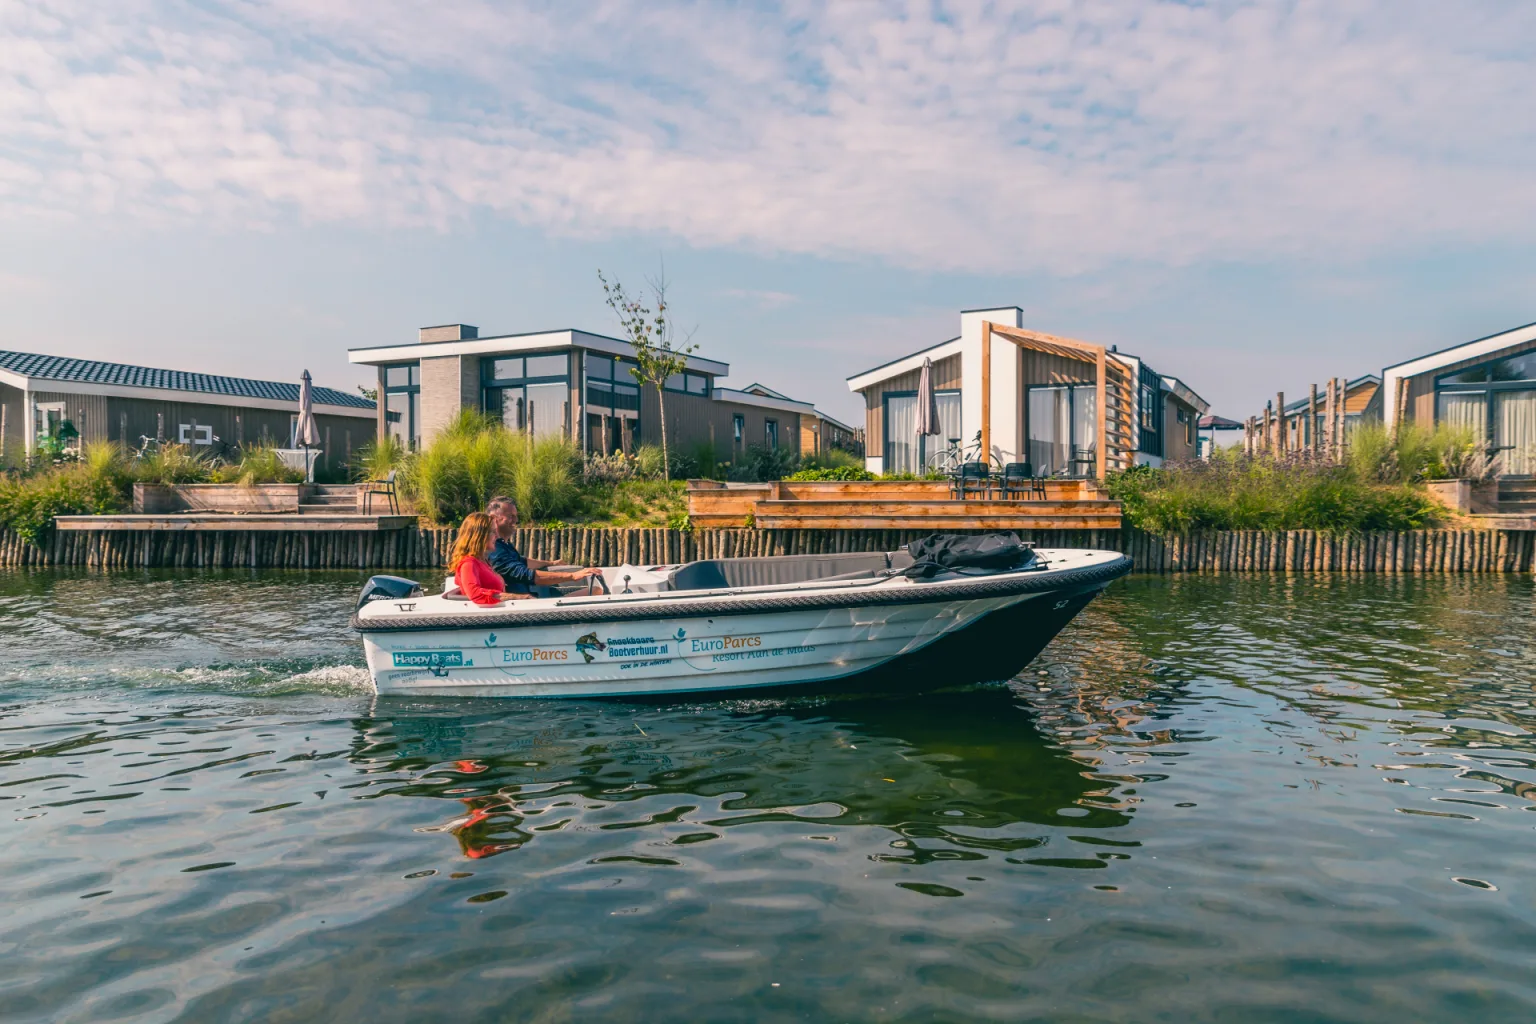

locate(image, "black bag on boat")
[[905, 533, 1036, 572]]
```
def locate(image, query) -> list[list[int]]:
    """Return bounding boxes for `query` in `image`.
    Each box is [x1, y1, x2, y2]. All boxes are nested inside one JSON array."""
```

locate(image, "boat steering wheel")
[[586, 572, 611, 597]]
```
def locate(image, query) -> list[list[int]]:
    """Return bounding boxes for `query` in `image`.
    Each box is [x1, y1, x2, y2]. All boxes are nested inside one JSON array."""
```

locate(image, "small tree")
[[599, 268, 697, 480]]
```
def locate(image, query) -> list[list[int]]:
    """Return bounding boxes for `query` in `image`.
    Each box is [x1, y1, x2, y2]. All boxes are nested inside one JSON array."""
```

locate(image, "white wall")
[[959, 307, 1024, 464]]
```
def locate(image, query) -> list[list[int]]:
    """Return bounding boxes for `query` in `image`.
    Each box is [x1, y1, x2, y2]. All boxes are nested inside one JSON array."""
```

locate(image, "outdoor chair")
[[362, 469, 400, 515], [1070, 447, 1097, 479], [1000, 462, 1047, 501], [951, 461, 993, 500]]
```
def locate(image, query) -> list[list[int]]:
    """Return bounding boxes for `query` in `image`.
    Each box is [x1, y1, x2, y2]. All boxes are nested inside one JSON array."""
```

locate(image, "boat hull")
[[360, 569, 1118, 699]]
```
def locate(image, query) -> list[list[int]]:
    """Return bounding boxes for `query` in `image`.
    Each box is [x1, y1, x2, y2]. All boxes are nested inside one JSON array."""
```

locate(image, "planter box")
[[133, 483, 308, 514], [1425, 478, 1500, 515]]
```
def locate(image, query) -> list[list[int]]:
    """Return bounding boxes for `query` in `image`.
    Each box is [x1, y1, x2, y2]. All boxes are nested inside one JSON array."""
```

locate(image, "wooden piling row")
[[0, 526, 1533, 573]]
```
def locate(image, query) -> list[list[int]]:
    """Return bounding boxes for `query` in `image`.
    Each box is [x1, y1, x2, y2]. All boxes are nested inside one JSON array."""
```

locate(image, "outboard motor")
[[355, 574, 423, 612]]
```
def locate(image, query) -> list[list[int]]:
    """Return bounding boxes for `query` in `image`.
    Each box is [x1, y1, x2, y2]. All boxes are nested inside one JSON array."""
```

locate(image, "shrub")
[[728, 443, 798, 482], [787, 465, 874, 481], [354, 434, 407, 483], [133, 443, 211, 485], [1105, 449, 1442, 532], [400, 412, 581, 524], [0, 442, 131, 544], [633, 444, 666, 480], [209, 443, 305, 486], [801, 446, 864, 472]]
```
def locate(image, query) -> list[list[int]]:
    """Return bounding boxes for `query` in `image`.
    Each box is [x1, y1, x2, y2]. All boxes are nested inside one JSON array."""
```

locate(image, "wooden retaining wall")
[[0, 526, 1533, 573]]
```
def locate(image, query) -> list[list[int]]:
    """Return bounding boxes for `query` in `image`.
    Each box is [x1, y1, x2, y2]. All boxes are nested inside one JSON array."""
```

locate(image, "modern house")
[[1279, 374, 1382, 449], [346, 324, 815, 461], [803, 410, 862, 460], [729, 383, 861, 460], [1382, 321, 1536, 477], [0, 350, 376, 472], [846, 307, 1208, 478]]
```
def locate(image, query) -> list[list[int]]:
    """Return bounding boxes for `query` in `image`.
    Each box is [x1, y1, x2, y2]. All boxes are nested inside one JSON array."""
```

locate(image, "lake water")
[[3, 569, 1535, 1022]]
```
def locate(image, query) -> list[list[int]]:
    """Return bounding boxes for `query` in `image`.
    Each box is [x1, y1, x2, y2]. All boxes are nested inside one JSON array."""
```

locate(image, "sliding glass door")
[[1496, 391, 1536, 475], [882, 391, 961, 474], [1027, 384, 1097, 476]]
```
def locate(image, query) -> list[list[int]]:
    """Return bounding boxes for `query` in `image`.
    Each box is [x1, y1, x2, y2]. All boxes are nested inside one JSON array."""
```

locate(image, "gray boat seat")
[[669, 551, 895, 591]]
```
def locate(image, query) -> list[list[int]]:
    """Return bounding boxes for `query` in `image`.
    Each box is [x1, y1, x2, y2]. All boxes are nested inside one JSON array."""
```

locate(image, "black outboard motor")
[[355, 574, 424, 612]]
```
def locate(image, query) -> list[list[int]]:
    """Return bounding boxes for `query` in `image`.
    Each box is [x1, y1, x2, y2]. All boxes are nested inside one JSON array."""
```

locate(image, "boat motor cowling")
[[356, 575, 424, 611]]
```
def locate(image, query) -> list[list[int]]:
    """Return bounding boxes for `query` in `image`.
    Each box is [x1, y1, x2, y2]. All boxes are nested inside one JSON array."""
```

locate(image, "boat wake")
[[0, 659, 374, 698]]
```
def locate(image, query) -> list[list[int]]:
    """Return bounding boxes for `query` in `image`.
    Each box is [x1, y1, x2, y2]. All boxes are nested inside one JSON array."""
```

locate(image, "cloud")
[[3, 0, 1534, 273], [720, 288, 798, 311]]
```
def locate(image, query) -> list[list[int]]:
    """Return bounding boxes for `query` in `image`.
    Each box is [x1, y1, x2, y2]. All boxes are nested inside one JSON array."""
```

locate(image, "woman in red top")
[[450, 512, 528, 605]]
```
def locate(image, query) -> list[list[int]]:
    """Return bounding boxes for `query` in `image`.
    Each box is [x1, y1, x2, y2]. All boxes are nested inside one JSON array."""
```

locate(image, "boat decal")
[[500, 647, 569, 663], [393, 650, 465, 670], [688, 634, 762, 653], [575, 632, 606, 663], [604, 635, 670, 658], [709, 643, 816, 664]]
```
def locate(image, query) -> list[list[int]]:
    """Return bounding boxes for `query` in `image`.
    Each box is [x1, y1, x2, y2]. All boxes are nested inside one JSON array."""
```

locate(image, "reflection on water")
[[2, 569, 1536, 1021]]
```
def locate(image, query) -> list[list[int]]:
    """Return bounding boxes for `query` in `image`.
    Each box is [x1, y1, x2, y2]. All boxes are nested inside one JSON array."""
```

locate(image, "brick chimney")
[[419, 324, 478, 343]]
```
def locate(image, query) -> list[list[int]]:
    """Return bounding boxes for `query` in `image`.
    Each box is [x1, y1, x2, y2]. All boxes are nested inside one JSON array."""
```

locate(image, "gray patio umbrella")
[[916, 356, 940, 438], [296, 370, 320, 482], [915, 356, 940, 469]]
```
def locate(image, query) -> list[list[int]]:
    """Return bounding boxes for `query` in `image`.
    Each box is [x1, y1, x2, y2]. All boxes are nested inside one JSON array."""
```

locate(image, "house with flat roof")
[[0, 350, 375, 472], [347, 324, 816, 462], [1382, 321, 1536, 477], [846, 307, 1208, 477]]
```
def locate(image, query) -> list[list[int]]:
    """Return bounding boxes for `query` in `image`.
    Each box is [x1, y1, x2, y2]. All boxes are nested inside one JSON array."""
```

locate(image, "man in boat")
[[485, 497, 601, 596]]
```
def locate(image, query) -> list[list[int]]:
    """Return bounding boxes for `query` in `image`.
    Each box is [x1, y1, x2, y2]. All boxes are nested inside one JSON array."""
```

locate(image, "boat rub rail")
[[350, 555, 1133, 633]]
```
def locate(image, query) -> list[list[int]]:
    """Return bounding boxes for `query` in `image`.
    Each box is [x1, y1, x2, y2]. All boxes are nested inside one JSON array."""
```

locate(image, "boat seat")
[[669, 552, 894, 591]]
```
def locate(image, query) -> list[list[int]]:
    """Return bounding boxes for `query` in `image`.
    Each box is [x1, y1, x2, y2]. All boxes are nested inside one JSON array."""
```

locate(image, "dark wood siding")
[[640, 386, 801, 458], [858, 354, 962, 452], [1404, 338, 1536, 424], [0, 382, 23, 468], [1162, 394, 1199, 462], [24, 390, 373, 475]]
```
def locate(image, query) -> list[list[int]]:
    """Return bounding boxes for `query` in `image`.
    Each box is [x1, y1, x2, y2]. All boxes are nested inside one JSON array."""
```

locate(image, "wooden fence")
[[2, 525, 1535, 573]]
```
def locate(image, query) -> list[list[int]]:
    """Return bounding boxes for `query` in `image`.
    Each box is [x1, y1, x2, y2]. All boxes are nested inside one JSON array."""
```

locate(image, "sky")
[[2, 0, 1534, 424]]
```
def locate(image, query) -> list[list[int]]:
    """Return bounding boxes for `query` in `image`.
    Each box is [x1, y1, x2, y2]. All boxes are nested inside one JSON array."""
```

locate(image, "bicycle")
[[928, 431, 1001, 475]]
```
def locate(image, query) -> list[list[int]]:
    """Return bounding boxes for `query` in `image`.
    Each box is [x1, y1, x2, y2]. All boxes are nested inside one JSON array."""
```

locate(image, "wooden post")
[[1308, 383, 1318, 455], [1274, 392, 1285, 456], [1320, 379, 1333, 463], [980, 321, 992, 463], [1095, 347, 1108, 481]]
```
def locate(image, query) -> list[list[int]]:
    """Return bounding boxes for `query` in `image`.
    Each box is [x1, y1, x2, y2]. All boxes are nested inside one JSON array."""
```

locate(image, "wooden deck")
[[687, 479, 1122, 530], [56, 514, 418, 532]]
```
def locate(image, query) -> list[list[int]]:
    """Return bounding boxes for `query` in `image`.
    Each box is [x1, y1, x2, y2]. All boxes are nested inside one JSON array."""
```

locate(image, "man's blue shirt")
[[488, 538, 538, 592]]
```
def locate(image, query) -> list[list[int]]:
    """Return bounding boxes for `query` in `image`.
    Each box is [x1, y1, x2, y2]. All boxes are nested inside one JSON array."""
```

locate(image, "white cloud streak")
[[3, 0, 1534, 273]]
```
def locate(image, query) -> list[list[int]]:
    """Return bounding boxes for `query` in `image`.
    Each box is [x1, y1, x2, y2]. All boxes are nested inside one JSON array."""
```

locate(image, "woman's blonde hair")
[[450, 512, 497, 573]]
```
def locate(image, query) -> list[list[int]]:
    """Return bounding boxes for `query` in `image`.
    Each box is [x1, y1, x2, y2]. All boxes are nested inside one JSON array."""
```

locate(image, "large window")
[[663, 371, 711, 395], [583, 352, 641, 454], [1027, 384, 1097, 477], [1436, 348, 1536, 475], [485, 353, 570, 440], [882, 390, 961, 474], [383, 363, 421, 449], [1137, 366, 1163, 458]]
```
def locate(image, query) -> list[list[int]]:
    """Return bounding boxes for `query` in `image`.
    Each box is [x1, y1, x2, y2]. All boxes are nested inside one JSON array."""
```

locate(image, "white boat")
[[351, 540, 1131, 699]]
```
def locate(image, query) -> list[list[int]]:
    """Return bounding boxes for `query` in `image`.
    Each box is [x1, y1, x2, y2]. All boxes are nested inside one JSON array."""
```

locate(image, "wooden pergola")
[[980, 322, 1136, 481]]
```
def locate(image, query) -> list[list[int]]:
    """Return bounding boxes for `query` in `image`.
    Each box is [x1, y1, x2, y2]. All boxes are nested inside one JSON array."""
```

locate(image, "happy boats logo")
[[575, 632, 606, 663]]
